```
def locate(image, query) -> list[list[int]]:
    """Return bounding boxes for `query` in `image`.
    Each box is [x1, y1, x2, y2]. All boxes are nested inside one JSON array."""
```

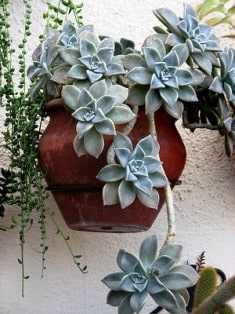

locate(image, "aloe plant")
[[102, 235, 199, 314]]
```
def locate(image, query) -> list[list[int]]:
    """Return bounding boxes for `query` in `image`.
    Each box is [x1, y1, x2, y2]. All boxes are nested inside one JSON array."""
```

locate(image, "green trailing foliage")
[[0, 0, 86, 297]]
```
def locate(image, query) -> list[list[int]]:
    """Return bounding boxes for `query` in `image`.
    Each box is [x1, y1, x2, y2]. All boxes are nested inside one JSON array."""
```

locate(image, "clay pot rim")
[[45, 98, 64, 109]]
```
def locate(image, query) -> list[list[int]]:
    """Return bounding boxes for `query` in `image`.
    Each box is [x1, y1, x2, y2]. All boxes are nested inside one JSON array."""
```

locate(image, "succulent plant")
[[123, 36, 204, 119], [27, 30, 62, 100], [62, 80, 135, 158], [102, 235, 199, 314], [97, 133, 168, 209], [153, 3, 221, 74], [210, 48, 235, 102], [54, 27, 126, 90]]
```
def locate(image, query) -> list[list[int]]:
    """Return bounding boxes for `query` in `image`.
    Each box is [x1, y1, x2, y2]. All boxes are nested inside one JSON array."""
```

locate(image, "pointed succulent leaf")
[[176, 69, 193, 86], [51, 66, 75, 85], [171, 44, 189, 64], [97, 47, 113, 65], [76, 121, 94, 138], [119, 295, 135, 314], [107, 105, 135, 124], [143, 36, 166, 59], [130, 291, 148, 313], [122, 54, 147, 71], [102, 182, 119, 205], [118, 180, 136, 209], [149, 171, 168, 188], [84, 128, 104, 157], [164, 100, 184, 119], [86, 70, 103, 83], [60, 48, 80, 65], [89, 79, 107, 99], [107, 85, 128, 106], [127, 84, 149, 107], [95, 119, 116, 135], [193, 53, 212, 75], [114, 133, 133, 151], [151, 289, 184, 313], [106, 290, 129, 306], [105, 61, 125, 75], [145, 89, 163, 113], [134, 177, 153, 196], [73, 135, 86, 157], [97, 95, 116, 114], [139, 235, 158, 268], [151, 255, 178, 275], [102, 272, 127, 290], [127, 67, 152, 85], [97, 164, 125, 182], [159, 87, 178, 107], [209, 76, 224, 93], [147, 276, 166, 294], [115, 148, 131, 167], [159, 265, 199, 289], [142, 47, 162, 71], [138, 135, 156, 155], [143, 156, 161, 173], [68, 64, 88, 79], [62, 85, 80, 111], [118, 274, 140, 292], [136, 188, 159, 209], [80, 38, 96, 56], [78, 88, 94, 107], [153, 8, 180, 34], [178, 85, 198, 102], [159, 244, 183, 260], [117, 250, 140, 272]]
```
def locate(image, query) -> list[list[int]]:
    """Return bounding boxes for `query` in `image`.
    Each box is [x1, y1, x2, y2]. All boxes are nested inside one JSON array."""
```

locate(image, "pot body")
[[38, 99, 186, 232]]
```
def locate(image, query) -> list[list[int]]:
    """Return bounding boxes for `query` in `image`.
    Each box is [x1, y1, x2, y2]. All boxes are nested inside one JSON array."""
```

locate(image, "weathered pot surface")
[[38, 99, 186, 232]]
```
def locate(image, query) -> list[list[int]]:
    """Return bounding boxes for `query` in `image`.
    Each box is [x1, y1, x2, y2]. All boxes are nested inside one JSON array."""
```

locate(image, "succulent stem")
[[147, 112, 176, 248], [107, 105, 139, 164]]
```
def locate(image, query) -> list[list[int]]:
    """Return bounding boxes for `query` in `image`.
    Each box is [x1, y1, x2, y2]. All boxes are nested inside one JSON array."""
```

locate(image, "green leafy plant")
[[196, 0, 235, 31], [1, 0, 235, 312], [0, 0, 87, 297]]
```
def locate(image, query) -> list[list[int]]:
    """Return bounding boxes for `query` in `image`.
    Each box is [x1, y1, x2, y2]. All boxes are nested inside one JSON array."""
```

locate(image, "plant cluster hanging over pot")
[[28, 3, 235, 233]]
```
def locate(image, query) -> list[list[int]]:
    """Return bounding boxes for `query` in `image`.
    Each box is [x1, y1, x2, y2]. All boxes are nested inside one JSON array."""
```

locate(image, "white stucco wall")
[[0, 1, 235, 313]]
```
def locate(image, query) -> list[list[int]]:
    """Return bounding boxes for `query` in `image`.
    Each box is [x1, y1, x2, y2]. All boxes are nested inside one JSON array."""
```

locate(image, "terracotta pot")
[[38, 99, 186, 232]]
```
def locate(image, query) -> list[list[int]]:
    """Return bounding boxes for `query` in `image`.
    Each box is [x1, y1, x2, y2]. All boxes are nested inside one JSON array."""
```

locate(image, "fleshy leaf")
[[84, 128, 104, 158], [139, 235, 158, 268]]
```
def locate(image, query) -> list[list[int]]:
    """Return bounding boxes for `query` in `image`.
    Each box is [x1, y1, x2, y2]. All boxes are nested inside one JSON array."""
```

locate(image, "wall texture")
[[0, 1, 235, 313]]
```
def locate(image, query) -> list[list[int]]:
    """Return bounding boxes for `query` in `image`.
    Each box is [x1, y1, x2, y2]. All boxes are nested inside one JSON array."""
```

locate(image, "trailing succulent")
[[62, 79, 135, 158], [102, 235, 199, 314], [24, 2, 235, 312], [97, 133, 168, 209]]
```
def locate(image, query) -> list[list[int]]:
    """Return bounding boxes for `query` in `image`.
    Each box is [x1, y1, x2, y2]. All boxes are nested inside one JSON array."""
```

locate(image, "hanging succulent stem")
[[106, 105, 139, 164], [147, 112, 176, 248]]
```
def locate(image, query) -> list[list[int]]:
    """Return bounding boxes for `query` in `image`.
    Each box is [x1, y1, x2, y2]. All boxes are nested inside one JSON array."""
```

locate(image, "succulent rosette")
[[123, 36, 203, 119], [210, 48, 235, 102], [153, 3, 221, 74], [102, 235, 199, 314], [55, 27, 126, 90], [62, 80, 135, 158], [96, 133, 168, 209]]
